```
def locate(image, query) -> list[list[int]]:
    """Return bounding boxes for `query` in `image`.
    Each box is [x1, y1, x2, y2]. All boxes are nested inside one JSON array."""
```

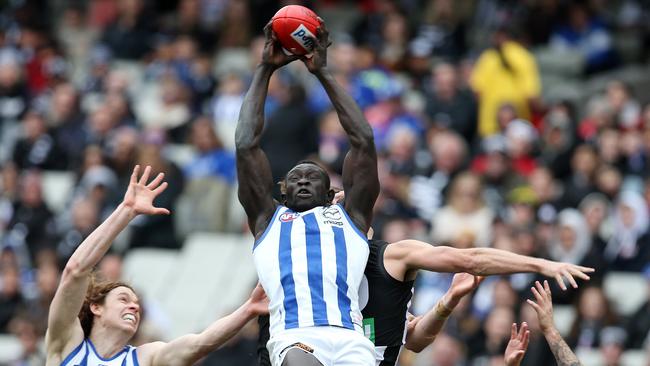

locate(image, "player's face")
[[284, 164, 330, 212], [95, 286, 141, 336]]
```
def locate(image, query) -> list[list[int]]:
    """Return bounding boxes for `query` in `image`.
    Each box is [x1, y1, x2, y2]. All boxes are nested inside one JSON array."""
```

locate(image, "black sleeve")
[[257, 315, 272, 366]]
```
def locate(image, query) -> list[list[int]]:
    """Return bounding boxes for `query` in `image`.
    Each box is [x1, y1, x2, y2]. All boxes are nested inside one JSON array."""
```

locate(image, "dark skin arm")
[[303, 21, 379, 233], [235, 23, 299, 237]]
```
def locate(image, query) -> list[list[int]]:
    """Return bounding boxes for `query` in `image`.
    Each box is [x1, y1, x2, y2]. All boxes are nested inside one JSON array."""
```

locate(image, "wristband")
[[435, 300, 453, 318]]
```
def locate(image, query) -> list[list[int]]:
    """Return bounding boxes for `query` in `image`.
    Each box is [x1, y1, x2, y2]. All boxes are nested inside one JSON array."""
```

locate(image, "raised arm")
[[302, 21, 378, 233], [405, 273, 482, 352], [236, 23, 298, 237], [46, 166, 169, 357], [386, 240, 594, 290], [504, 322, 531, 366], [527, 281, 583, 366], [141, 284, 269, 366]]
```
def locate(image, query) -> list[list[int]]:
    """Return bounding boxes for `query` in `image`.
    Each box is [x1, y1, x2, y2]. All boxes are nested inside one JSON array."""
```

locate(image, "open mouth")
[[122, 314, 137, 324], [297, 189, 312, 198]]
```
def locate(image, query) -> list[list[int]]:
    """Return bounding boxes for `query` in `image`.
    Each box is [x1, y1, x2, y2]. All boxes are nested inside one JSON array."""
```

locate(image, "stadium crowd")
[[0, 0, 649, 365]]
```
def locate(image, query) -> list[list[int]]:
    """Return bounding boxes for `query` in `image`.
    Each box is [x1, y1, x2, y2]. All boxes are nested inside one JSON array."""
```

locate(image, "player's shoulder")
[[134, 341, 166, 366], [45, 323, 85, 365]]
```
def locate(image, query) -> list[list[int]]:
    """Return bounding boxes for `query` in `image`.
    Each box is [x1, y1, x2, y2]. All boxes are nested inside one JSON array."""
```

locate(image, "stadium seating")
[[41, 171, 76, 214], [0, 334, 22, 363], [603, 271, 648, 316], [553, 305, 576, 337], [122, 248, 180, 302]]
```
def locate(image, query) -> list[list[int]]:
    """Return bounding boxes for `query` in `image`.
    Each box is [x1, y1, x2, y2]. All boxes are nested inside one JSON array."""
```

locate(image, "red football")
[[271, 5, 321, 55]]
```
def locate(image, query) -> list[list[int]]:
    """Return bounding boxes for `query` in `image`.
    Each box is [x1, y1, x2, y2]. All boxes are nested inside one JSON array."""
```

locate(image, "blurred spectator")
[[101, 0, 154, 60], [548, 209, 607, 285], [55, 5, 99, 84], [107, 126, 139, 186], [56, 197, 100, 263], [431, 171, 494, 247], [504, 119, 538, 177], [0, 163, 18, 234], [135, 74, 192, 142], [550, 2, 619, 74], [184, 116, 236, 184], [471, 135, 518, 212], [318, 110, 348, 174], [529, 166, 565, 222], [98, 252, 123, 282], [600, 326, 627, 366], [260, 75, 318, 189], [217, 0, 253, 48], [7, 315, 45, 365], [424, 62, 477, 145], [12, 110, 67, 170], [160, 0, 216, 53], [538, 101, 576, 179], [0, 51, 29, 126], [75, 165, 120, 219], [414, 0, 472, 62], [409, 130, 468, 221], [211, 73, 245, 151], [475, 305, 516, 361], [471, 26, 541, 137], [0, 265, 23, 333], [578, 192, 613, 246], [22, 251, 58, 332], [562, 144, 599, 208], [7, 171, 56, 259], [568, 286, 620, 348], [579, 96, 615, 143], [604, 190, 650, 271], [376, 10, 410, 70], [129, 130, 184, 249], [625, 265, 650, 349], [606, 80, 641, 130], [429, 332, 466, 366], [49, 83, 87, 169], [595, 164, 624, 201]]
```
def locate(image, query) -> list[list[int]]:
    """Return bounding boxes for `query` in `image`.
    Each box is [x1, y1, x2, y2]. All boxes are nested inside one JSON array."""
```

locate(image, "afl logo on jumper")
[[280, 212, 300, 222], [291, 24, 316, 52]]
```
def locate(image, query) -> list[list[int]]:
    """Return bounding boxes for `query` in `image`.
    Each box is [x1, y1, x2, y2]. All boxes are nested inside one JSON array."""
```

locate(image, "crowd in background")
[[0, 0, 650, 365]]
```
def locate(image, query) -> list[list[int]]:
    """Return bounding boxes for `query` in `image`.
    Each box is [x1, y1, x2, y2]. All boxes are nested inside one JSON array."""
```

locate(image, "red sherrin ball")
[[271, 5, 321, 55]]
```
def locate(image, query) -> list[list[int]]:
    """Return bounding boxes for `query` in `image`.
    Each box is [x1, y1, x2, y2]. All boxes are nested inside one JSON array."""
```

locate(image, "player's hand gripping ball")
[[271, 5, 322, 55]]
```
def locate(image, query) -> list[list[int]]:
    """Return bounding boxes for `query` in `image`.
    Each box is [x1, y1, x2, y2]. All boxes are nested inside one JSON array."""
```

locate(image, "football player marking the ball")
[[45, 165, 270, 366], [236, 18, 379, 366]]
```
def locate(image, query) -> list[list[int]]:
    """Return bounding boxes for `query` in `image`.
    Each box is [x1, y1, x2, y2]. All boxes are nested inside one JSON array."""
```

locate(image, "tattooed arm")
[[527, 281, 583, 366], [545, 329, 582, 366]]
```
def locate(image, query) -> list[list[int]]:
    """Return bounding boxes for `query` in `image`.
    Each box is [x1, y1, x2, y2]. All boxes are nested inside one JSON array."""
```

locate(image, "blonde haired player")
[[46, 165, 269, 366]]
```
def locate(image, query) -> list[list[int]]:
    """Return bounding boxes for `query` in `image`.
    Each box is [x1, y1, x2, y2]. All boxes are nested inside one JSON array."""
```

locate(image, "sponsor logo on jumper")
[[323, 206, 342, 220], [291, 24, 316, 51]]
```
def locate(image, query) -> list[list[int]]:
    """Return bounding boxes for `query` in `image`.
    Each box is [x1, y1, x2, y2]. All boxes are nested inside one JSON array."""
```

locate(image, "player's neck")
[[88, 326, 130, 359]]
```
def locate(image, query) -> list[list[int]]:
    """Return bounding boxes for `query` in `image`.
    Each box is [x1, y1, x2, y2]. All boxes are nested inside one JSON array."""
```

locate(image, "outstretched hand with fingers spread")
[[541, 261, 594, 290], [527, 280, 555, 332], [504, 322, 530, 366], [122, 165, 170, 216]]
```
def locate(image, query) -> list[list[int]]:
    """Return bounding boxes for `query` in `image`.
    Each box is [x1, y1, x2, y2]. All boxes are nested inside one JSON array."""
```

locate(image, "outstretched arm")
[[386, 240, 594, 290], [236, 23, 298, 236], [405, 273, 482, 352], [527, 281, 583, 366], [142, 284, 269, 366], [46, 166, 169, 356], [302, 21, 378, 233]]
